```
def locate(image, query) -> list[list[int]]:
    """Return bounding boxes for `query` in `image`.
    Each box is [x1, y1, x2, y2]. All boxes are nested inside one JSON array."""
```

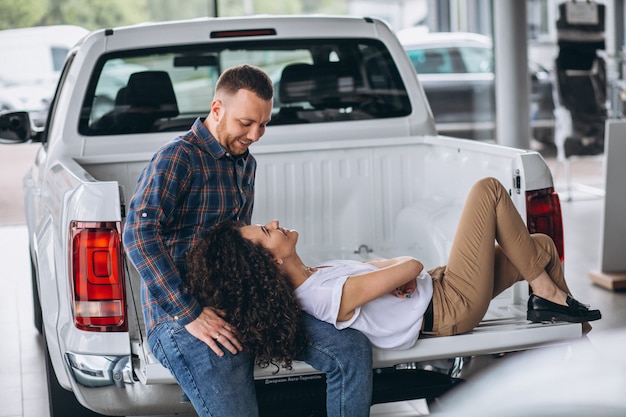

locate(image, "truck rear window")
[[79, 39, 411, 136]]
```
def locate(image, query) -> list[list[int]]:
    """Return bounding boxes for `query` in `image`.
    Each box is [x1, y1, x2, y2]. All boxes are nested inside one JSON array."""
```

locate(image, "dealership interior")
[[2, 1, 626, 416]]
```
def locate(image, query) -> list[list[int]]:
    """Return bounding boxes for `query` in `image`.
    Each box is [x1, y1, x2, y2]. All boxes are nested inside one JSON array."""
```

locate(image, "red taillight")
[[526, 187, 564, 261], [71, 221, 127, 332]]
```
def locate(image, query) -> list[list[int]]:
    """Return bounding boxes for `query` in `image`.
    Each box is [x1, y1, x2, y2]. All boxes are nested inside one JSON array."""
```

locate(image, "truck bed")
[[78, 133, 580, 396]]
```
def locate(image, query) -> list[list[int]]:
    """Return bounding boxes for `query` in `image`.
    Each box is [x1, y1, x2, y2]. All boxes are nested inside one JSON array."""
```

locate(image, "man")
[[123, 64, 372, 417]]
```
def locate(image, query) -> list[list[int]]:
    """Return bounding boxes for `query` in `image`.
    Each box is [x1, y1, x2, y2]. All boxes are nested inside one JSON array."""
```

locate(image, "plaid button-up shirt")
[[123, 118, 256, 332]]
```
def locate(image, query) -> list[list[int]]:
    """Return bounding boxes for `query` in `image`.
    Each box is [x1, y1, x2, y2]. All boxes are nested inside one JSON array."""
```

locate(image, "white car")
[[0, 25, 88, 127], [397, 29, 555, 143], [433, 329, 626, 417]]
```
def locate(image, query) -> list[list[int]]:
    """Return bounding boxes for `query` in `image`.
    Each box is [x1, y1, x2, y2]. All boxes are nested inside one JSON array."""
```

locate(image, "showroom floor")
[[1, 150, 624, 417]]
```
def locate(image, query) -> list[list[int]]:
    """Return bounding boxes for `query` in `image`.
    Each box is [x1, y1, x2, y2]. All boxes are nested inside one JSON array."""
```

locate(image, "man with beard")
[[123, 64, 373, 417]]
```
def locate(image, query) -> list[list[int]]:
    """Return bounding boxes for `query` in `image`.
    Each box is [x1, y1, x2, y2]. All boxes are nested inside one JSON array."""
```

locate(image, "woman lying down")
[[186, 177, 601, 370]]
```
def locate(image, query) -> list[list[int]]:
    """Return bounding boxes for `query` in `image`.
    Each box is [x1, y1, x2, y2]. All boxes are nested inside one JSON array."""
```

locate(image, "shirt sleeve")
[[123, 144, 202, 325], [296, 272, 361, 330]]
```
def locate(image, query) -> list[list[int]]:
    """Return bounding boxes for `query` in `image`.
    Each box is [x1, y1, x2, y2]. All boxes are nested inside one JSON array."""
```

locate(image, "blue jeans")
[[297, 313, 373, 417], [149, 313, 373, 417]]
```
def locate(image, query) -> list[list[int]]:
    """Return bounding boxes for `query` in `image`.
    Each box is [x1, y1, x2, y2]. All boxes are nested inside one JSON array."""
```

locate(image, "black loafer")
[[527, 294, 601, 323]]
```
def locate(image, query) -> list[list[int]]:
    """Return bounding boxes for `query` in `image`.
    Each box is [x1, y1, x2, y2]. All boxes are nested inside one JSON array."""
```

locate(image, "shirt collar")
[[190, 117, 249, 160]]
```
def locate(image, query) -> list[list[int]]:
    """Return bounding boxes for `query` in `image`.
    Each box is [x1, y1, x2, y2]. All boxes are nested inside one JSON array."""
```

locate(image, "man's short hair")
[[215, 64, 273, 101]]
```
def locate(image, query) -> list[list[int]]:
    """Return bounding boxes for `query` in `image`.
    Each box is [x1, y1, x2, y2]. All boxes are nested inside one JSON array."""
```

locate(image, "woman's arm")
[[363, 258, 404, 268], [337, 257, 423, 322]]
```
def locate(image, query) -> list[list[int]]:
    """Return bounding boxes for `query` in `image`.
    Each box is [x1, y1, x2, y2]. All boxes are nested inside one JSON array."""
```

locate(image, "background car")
[[0, 75, 52, 126], [431, 329, 626, 417], [0, 77, 18, 113], [397, 29, 555, 144], [0, 25, 88, 127]]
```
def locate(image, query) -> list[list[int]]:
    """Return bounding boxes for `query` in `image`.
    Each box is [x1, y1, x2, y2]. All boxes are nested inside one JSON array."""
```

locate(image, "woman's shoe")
[[527, 294, 601, 323]]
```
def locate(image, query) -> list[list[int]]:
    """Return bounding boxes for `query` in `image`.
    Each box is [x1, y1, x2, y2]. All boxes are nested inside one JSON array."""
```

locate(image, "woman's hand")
[[184, 307, 243, 357], [392, 279, 417, 298], [364, 257, 421, 298], [339, 257, 423, 321]]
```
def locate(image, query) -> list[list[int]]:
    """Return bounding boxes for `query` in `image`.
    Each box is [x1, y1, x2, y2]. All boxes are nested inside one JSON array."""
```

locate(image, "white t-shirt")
[[294, 260, 434, 350]]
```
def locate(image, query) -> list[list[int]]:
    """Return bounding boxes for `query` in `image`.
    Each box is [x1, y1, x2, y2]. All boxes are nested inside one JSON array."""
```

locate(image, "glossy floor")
[[1, 152, 624, 417]]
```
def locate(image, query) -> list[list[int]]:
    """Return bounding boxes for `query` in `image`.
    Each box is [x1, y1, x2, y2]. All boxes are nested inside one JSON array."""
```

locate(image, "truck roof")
[[91, 15, 390, 52]]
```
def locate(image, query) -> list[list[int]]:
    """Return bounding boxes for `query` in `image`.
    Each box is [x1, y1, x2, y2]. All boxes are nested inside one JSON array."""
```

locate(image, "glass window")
[[79, 39, 411, 136], [51, 47, 70, 72], [42, 52, 77, 145], [528, 0, 554, 41], [406, 48, 455, 74], [457, 46, 493, 73]]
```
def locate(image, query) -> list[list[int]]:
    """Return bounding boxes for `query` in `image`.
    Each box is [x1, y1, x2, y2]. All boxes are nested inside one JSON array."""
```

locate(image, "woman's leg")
[[492, 224, 596, 333], [491, 233, 571, 298], [438, 177, 554, 334]]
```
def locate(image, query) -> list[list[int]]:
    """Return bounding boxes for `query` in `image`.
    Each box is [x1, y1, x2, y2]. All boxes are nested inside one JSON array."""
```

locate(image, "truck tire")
[[43, 330, 112, 417], [30, 254, 43, 334]]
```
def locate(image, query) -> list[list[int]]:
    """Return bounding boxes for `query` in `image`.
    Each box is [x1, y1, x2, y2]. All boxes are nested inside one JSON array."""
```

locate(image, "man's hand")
[[184, 307, 243, 357]]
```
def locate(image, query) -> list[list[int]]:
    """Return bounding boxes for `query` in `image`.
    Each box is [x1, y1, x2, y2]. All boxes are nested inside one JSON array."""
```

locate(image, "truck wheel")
[[30, 254, 43, 334], [43, 331, 112, 417]]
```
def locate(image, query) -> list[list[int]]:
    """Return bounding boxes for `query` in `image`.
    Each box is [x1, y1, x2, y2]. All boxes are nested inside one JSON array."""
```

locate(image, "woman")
[[186, 220, 308, 371], [188, 177, 600, 359]]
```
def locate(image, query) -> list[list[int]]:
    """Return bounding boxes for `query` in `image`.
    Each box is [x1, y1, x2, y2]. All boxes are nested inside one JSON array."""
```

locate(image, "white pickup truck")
[[0, 15, 580, 417]]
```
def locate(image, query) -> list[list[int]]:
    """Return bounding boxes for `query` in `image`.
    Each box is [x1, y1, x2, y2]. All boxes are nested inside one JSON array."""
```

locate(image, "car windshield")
[[79, 38, 411, 136]]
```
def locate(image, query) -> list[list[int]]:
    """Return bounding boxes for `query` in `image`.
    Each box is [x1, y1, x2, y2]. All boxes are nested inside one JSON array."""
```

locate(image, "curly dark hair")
[[186, 220, 307, 371]]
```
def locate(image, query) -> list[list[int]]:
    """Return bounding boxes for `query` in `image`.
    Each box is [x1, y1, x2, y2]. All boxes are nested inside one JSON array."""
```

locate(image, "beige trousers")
[[424, 177, 571, 336]]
